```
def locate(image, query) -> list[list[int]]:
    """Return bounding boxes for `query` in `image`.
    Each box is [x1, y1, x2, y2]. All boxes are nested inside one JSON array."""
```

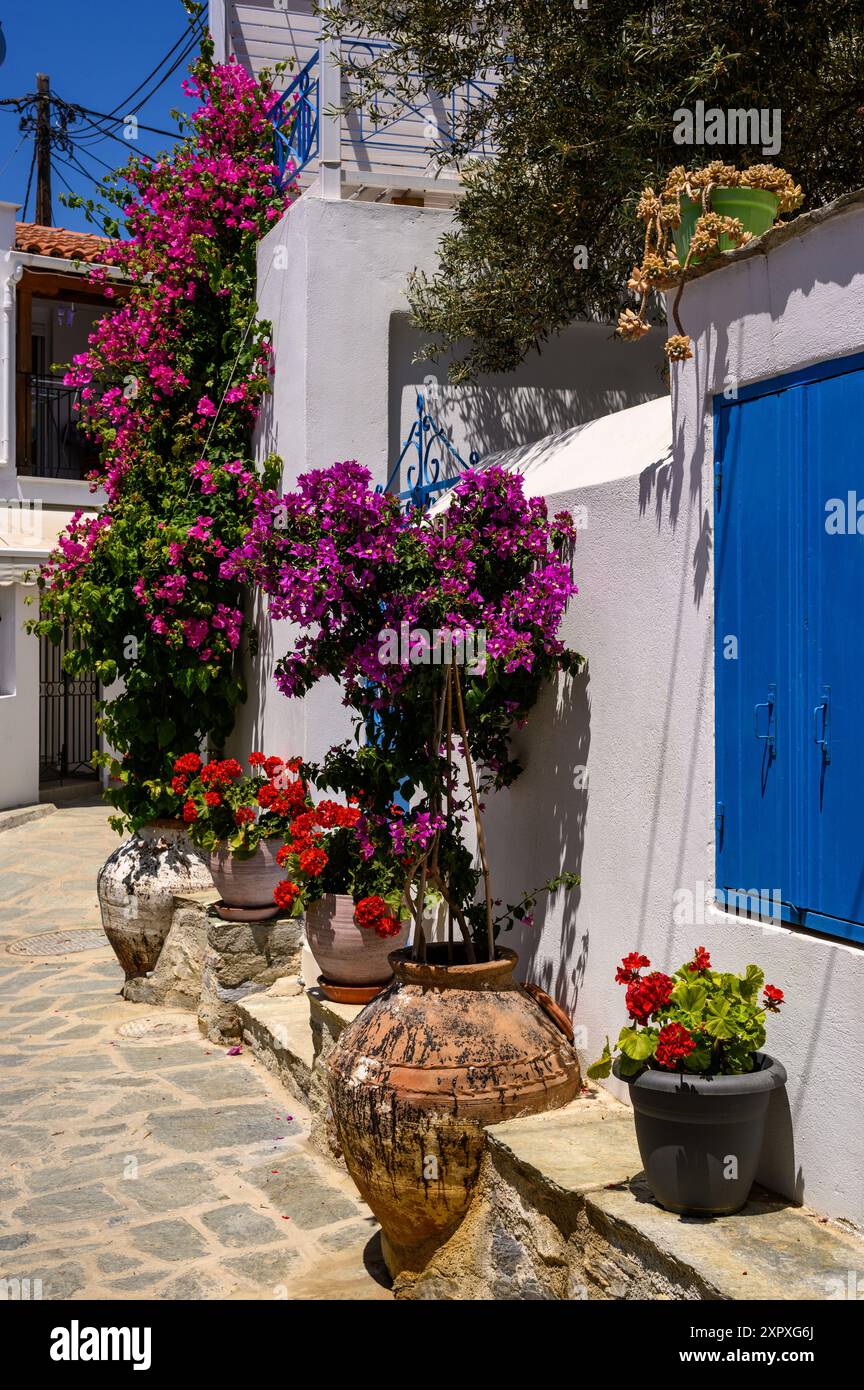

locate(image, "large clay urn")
[[306, 893, 409, 985], [327, 945, 581, 1281], [97, 822, 213, 980]]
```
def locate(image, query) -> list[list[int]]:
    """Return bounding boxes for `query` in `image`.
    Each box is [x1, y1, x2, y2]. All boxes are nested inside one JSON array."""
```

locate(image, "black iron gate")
[[39, 632, 98, 783]]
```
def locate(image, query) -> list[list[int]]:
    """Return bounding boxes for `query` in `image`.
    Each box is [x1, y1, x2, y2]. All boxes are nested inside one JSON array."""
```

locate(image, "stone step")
[[406, 1094, 864, 1300], [232, 982, 864, 1300], [237, 983, 362, 1161]]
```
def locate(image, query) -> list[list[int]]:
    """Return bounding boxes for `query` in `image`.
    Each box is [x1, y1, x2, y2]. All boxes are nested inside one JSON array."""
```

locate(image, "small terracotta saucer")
[[317, 975, 385, 1005], [213, 901, 280, 923]]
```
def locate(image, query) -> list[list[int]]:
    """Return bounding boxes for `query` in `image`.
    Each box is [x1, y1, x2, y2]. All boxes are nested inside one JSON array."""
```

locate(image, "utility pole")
[[35, 73, 52, 226]]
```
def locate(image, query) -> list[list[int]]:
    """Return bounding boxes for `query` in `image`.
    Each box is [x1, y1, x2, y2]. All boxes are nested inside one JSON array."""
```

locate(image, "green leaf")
[[671, 980, 707, 1014], [739, 964, 765, 1000], [586, 1036, 612, 1080], [616, 1053, 645, 1078], [618, 1026, 658, 1061]]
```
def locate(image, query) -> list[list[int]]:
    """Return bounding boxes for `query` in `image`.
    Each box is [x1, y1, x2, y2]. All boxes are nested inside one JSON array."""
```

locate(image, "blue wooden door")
[[802, 370, 864, 938], [714, 387, 804, 919], [714, 352, 864, 945]]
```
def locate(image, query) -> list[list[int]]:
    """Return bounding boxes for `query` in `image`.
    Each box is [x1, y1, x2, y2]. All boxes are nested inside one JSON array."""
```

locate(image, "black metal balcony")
[[18, 372, 100, 480]]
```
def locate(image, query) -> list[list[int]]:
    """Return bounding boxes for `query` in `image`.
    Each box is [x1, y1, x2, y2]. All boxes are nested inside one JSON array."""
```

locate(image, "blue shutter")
[[714, 387, 804, 921], [714, 351, 864, 945], [801, 369, 864, 939]]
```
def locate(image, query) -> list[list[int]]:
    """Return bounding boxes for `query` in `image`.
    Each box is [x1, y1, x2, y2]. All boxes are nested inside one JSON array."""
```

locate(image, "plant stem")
[[452, 661, 495, 963]]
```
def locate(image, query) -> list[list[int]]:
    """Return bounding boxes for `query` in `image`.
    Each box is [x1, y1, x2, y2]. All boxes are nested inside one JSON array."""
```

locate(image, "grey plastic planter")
[[614, 1053, 787, 1216]]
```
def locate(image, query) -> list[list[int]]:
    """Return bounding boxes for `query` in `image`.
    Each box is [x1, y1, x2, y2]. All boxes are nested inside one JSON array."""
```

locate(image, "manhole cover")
[[7, 928, 109, 957], [116, 1017, 197, 1041]]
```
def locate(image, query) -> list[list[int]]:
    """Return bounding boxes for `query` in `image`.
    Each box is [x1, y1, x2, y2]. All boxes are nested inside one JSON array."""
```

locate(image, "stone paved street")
[[0, 804, 392, 1301]]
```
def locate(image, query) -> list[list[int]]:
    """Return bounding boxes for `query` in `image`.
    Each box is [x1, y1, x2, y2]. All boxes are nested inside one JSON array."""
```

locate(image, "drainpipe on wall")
[[0, 200, 23, 476]]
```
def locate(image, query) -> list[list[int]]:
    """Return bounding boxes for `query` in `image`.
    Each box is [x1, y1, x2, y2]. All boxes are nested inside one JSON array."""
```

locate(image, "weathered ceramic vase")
[[209, 838, 285, 921], [305, 893, 409, 985], [97, 822, 213, 979], [328, 946, 582, 1280]]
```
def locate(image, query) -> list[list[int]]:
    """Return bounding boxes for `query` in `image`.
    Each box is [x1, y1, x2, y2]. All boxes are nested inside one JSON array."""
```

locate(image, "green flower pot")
[[673, 186, 779, 266]]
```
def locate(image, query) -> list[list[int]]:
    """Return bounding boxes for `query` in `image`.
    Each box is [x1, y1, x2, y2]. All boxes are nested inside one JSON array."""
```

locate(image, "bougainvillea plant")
[[227, 458, 582, 960], [619, 162, 803, 362], [588, 947, 785, 1078], [27, 3, 294, 833], [171, 752, 307, 858]]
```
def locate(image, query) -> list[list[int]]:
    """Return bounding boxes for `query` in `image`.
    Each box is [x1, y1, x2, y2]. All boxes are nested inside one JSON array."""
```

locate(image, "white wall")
[[480, 202, 864, 1228], [0, 582, 39, 809], [235, 194, 664, 766]]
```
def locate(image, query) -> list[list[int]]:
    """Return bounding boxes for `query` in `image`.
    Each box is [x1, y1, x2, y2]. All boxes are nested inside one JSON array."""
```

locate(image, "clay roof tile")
[[15, 221, 114, 265]]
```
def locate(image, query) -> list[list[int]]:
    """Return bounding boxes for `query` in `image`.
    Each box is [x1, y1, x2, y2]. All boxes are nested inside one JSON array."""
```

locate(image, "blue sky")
[[0, 0, 203, 233]]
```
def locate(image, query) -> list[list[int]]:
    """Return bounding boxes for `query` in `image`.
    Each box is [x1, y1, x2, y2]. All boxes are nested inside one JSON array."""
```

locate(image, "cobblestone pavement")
[[0, 803, 391, 1301]]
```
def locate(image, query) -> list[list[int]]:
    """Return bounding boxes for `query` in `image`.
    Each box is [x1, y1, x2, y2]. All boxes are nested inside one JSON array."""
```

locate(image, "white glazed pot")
[[97, 822, 213, 980]]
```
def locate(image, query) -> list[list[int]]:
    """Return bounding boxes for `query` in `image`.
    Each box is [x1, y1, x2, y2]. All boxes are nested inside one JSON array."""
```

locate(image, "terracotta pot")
[[305, 894, 409, 985], [327, 945, 582, 1279], [209, 838, 285, 918], [97, 824, 213, 980]]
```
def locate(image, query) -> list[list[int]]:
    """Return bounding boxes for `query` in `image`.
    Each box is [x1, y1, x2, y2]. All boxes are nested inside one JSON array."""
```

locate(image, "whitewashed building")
[[210, 1, 666, 762], [0, 203, 115, 811], [476, 195, 864, 1227]]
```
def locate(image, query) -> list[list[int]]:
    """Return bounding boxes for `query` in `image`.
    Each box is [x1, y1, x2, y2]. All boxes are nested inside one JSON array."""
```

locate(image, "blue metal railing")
[[379, 393, 480, 512], [270, 52, 320, 185], [268, 43, 497, 188]]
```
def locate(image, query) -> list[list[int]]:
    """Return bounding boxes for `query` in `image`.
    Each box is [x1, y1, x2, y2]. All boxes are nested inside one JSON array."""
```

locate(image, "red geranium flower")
[[264, 756, 284, 778], [763, 984, 784, 1012], [234, 806, 255, 825], [354, 894, 401, 938], [298, 846, 328, 877], [687, 946, 712, 973], [174, 752, 202, 775], [655, 1022, 696, 1069], [248, 752, 266, 767], [615, 951, 651, 984], [274, 879, 299, 912], [171, 775, 187, 796], [625, 971, 674, 1025], [256, 783, 277, 808], [182, 799, 198, 823], [204, 791, 221, 808]]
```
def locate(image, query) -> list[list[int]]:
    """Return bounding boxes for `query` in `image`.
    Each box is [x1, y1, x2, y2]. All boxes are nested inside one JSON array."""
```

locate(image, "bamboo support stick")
[[452, 661, 495, 963]]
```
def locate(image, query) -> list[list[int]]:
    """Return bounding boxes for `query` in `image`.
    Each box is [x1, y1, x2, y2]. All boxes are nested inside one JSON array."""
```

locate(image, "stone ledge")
[[0, 803, 56, 834], [401, 1092, 864, 1300]]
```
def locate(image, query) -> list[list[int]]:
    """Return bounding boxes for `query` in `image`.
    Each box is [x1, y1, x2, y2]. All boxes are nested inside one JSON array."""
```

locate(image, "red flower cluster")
[[314, 800, 361, 830], [354, 894, 402, 938], [174, 752, 202, 776], [655, 1022, 696, 1069], [234, 806, 255, 825], [200, 758, 243, 788], [763, 984, 784, 1012], [182, 799, 197, 823], [274, 879, 300, 913], [298, 846, 328, 877], [248, 751, 266, 767], [687, 946, 712, 973], [615, 952, 651, 984], [204, 791, 221, 808], [625, 972, 674, 1025]]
